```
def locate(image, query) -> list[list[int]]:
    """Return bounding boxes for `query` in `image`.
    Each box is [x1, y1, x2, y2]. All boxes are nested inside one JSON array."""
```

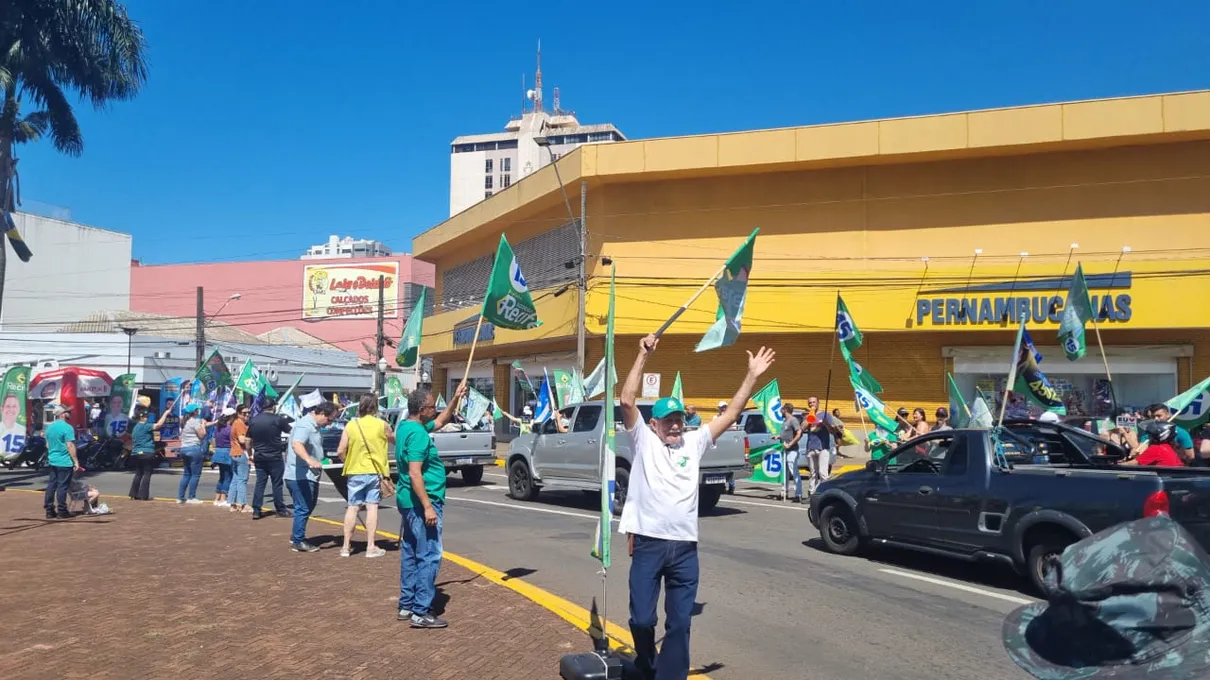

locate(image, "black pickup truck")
[[808, 421, 1210, 593]]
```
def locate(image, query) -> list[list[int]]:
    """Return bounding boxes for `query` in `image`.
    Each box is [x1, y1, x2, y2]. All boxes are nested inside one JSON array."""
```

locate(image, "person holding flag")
[[619, 333, 775, 680]]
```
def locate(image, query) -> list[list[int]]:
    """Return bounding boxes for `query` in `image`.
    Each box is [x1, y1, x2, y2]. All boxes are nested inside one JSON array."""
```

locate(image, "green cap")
[[652, 397, 686, 419]]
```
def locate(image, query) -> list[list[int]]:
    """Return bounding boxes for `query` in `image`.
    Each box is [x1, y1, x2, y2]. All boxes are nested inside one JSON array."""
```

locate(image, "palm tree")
[[0, 0, 148, 320]]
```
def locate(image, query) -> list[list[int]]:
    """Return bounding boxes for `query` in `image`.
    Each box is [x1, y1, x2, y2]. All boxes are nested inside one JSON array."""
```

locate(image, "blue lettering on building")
[[453, 322, 496, 345], [916, 294, 1132, 326]]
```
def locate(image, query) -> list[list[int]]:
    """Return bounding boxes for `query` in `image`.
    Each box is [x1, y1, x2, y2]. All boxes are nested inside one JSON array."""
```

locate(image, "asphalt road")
[[2, 465, 1034, 679]]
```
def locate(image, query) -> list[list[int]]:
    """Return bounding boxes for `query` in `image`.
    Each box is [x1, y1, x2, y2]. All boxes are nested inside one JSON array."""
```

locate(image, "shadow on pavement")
[[801, 537, 1034, 597], [501, 567, 537, 580]]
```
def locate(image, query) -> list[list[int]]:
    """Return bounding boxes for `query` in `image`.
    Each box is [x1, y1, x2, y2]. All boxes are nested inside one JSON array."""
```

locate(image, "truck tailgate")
[[701, 430, 753, 471], [1161, 472, 1210, 549], [435, 431, 495, 462]]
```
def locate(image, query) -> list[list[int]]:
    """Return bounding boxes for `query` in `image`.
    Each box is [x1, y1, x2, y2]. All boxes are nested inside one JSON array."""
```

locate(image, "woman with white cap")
[[210, 408, 237, 507]]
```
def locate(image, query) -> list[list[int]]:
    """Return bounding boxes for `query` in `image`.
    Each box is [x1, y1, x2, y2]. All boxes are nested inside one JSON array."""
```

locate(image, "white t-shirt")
[[618, 423, 713, 543]]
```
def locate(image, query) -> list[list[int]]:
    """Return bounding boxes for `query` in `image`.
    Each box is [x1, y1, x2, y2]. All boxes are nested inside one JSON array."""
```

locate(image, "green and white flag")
[[671, 372, 684, 403], [385, 376, 404, 409], [591, 265, 618, 568], [194, 349, 233, 393], [396, 287, 426, 368], [849, 359, 883, 395], [751, 379, 785, 434], [235, 360, 261, 395], [463, 386, 492, 427], [696, 228, 758, 352], [836, 294, 863, 363], [970, 387, 995, 428], [482, 235, 541, 330], [435, 393, 447, 409], [947, 372, 971, 428], [551, 369, 578, 407], [0, 366, 30, 457], [1168, 376, 1210, 430], [1058, 264, 1094, 361], [582, 357, 616, 399], [747, 441, 786, 484], [851, 376, 899, 433], [491, 399, 505, 420]]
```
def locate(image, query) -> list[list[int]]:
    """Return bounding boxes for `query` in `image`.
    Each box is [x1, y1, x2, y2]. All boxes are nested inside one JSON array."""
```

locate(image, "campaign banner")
[[160, 378, 183, 440], [303, 262, 398, 320], [0, 366, 30, 457], [106, 373, 136, 438], [385, 376, 404, 409]]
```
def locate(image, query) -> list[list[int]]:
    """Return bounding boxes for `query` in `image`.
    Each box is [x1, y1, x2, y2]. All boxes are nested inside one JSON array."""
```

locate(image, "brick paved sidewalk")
[[0, 492, 582, 680]]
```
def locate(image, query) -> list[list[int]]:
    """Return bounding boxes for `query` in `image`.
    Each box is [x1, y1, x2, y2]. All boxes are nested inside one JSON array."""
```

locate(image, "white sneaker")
[[365, 547, 386, 559], [339, 548, 352, 558], [185, 498, 204, 505], [215, 501, 229, 507], [176, 499, 185, 504]]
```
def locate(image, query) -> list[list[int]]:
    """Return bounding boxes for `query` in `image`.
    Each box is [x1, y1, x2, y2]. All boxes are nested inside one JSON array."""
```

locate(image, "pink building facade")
[[130, 256, 435, 354]]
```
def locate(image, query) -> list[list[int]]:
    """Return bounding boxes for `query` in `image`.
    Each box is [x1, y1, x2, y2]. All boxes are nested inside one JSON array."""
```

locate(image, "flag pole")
[[654, 264, 726, 339], [823, 292, 839, 413], [460, 315, 485, 384], [997, 324, 1024, 428]]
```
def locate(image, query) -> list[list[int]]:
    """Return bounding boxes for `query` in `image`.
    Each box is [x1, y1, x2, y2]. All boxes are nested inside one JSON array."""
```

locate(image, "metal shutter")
[[439, 222, 579, 313]]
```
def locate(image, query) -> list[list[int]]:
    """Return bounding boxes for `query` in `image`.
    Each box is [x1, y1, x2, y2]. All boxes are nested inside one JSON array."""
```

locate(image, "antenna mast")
[[534, 39, 544, 113]]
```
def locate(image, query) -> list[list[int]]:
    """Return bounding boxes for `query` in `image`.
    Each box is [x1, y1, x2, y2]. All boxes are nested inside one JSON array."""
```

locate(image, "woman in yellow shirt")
[[336, 393, 394, 558]]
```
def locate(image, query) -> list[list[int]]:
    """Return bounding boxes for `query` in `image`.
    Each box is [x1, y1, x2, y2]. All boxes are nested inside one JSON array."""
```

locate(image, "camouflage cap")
[[1002, 515, 1210, 678]]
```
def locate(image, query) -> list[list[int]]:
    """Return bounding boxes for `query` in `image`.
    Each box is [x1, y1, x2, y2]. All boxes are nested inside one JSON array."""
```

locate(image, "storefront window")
[[953, 372, 1176, 418]]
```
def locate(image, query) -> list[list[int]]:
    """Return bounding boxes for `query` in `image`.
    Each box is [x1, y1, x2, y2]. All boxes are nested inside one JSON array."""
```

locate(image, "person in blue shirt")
[[284, 401, 337, 553], [43, 404, 81, 519], [683, 405, 702, 429]]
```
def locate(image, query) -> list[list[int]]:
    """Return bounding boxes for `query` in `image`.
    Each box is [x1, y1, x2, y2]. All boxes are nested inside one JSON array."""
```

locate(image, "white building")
[[0, 212, 132, 331], [449, 47, 625, 217], [302, 234, 392, 260]]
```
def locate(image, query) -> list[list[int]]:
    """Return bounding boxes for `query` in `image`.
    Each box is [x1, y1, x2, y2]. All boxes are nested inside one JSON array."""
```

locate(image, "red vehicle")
[[29, 367, 113, 432]]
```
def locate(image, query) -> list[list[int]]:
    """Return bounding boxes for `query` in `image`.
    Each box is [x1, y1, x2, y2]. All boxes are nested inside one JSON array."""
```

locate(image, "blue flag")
[[535, 373, 553, 423], [1021, 329, 1044, 365], [250, 386, 268, 418], [1015, 324, 1066, 415]]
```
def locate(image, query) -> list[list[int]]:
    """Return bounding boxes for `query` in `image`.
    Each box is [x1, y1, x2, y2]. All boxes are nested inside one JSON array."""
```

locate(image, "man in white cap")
[[44, 404, 81, 519], [1038, 411, 1062, 424], [711, 401, 728, 422]]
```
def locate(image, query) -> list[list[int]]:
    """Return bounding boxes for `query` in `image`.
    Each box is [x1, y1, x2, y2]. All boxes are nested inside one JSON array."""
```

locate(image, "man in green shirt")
[[396, 382, 465, 629], [44, 404, 81, 519]]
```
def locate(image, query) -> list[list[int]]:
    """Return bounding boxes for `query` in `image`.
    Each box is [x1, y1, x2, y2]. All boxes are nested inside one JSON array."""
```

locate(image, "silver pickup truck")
[[321, 407, 496, 484], [505, 400, 754, 513]]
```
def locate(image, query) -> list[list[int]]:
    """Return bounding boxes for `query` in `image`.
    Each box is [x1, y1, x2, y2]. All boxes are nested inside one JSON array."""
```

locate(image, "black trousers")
[[129, 455, 156, 500], [252, 457, 286, 514], [44, 466, 73, 513]]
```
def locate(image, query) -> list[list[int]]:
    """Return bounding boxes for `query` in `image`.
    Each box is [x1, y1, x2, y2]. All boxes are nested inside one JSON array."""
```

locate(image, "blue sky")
[[16, 0, 1210, 264]]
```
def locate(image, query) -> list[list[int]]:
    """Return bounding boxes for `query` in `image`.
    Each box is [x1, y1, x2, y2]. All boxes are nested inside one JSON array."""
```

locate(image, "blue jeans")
[[629, 535, 699, 680], [44, 466, 73, 513], [215, 463, 233, 494], [229, 455, 250, 505], [785, 448, 803, 498], [285, 476, 319, 544], [398, 502, 443, 616], [177, 446, 204, 501]]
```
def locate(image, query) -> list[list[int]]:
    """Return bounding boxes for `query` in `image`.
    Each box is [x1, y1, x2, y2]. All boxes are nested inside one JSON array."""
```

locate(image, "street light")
[[376, 357, 388, 394], [119, 326, 139, 375], [207, 293, 242, 324]]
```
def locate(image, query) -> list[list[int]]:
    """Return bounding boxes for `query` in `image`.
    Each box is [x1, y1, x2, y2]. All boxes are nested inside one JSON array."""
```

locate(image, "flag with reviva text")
[[696, 228, 758, 352], [482, 235, 542, 330]]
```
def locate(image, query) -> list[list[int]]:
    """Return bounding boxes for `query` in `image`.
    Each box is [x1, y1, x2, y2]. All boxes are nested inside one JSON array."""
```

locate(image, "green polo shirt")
[[395, 419, 444, 509]]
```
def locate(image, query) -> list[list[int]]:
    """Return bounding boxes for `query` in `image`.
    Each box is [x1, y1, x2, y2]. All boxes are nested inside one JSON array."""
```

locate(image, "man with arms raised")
[[619, 334, 775, 680]]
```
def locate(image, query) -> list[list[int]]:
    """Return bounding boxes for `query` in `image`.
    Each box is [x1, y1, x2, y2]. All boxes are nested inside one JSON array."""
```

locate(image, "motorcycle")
[[1, 435, 48, 470], [78, 436, 126, 471]]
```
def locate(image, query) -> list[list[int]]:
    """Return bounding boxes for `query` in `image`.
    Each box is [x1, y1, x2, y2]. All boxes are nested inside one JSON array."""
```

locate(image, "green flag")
[[194, 349, 233, 393], [696, 228, 758, 352], [1058, 264, 1094, 361], [671, 372, 684, 402], [1168, 376, 1210, 430], [491, 399, 504, 420], [0, 366, 30, 457], [848, 359, 883, 395], [582, 357, 616, 399], [971, 387, 995, 428], [836, 294, 863, 363], [851, 376, 899, 433], [463, 386, 492, 427], [385, 376, 404, 409], [747, 441, 787, 484], [397, 287, 426, 368], [482, 235, 541, 330], [436, 393, 447, 409], [592, 264, 618, 568], [551, 369, 577, 407], [749, 379, 786, 486], [235, 360, 261, 395], [947, 372, 970, 428]]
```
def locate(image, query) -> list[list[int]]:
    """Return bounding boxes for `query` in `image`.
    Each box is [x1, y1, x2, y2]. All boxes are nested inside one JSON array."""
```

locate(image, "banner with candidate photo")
[[0, 366, 30, 458]]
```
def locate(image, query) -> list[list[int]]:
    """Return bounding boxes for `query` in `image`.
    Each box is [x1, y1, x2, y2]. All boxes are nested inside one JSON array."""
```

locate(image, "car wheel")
[[613, 466, 629, 516], [819, 504, 862, 556], [461, 465, 484, 485], [508, 459, 538, 501], [1027, 538, 1072, 595], [699, 486, 723, 513]]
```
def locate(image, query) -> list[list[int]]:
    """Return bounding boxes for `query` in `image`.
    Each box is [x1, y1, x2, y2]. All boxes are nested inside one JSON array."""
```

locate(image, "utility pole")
[[375, 274, 386, 394], [576, 180, 587, 376], [195, 286, 205, 368]]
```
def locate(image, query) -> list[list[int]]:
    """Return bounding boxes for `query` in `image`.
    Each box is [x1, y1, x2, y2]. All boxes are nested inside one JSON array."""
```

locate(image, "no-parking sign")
[[641, 373, 661, 399]]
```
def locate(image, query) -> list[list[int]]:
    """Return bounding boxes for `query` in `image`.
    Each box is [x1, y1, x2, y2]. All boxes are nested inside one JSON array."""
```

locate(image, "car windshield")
[[612, 404, 653, 424]]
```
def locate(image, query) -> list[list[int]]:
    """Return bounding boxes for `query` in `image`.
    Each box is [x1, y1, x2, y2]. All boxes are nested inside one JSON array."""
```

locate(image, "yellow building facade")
[[415, 91, 1210, 425]]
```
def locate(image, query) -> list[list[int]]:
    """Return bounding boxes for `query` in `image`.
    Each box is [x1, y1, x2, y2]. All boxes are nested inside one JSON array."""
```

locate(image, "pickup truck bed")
[[506, 400, 752, 513], [808, 421, 1210, 593], [322, 408, 496, 485]]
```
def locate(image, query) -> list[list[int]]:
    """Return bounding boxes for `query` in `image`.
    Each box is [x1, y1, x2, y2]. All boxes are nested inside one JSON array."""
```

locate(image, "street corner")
[[0, 492, 588, 680]]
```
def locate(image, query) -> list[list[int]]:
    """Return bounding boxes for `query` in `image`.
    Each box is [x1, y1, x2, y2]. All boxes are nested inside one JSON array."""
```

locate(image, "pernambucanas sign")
[[303, 262, 398, 319]]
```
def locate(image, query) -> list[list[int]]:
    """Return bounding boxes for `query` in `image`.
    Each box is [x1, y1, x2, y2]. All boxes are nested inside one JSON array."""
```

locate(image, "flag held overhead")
[[482, 235, 541, 331], [695, 229, 757, 352]]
